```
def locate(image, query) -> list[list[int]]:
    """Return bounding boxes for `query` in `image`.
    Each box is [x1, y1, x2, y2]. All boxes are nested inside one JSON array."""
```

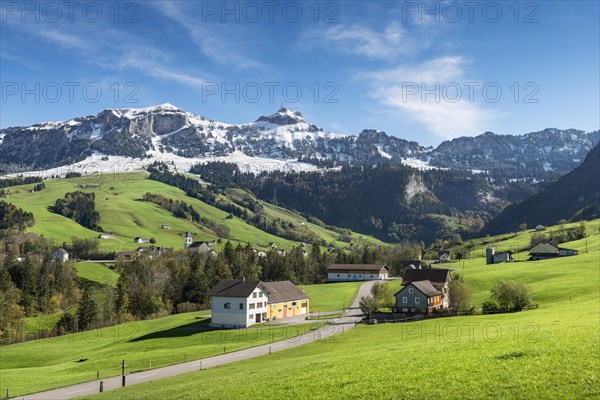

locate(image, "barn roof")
[[326, 264, 389, 272], [262, 281, 309, 303]]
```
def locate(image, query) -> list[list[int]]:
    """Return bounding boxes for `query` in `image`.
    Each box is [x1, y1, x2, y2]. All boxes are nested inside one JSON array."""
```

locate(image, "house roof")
[[530, 242, 559, 254], [262, 281, 309, 303], [403, 268, 451, 285], [208, 279, 262, 298], [438, 250, 451, 255], [54, 248, 68, 255], [326, 264, 389, 272], [399, 280, 442, 297]]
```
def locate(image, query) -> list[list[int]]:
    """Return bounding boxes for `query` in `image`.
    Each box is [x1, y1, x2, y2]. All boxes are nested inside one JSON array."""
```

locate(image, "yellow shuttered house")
[[262, 281, 310, 320]]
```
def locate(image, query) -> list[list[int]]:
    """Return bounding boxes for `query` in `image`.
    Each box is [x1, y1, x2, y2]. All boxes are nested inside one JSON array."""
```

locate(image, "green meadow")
[[0, 311, 326, 397], [81, 220, 600, 399], [299, 281, 364, 312], [74, 262, 120, 287]]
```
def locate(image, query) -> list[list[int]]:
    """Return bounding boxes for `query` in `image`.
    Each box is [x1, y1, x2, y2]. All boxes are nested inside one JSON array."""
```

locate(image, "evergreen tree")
[[77, 285, 98, 330]]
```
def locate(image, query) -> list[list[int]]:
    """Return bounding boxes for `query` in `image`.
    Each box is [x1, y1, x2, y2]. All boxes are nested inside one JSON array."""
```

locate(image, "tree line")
[[142, 192, 230, 238], [0, 201, 35, 232]]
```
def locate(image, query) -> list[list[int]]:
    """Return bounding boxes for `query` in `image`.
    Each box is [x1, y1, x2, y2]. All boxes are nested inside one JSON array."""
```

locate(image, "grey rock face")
[[0, 105, 597, 180]]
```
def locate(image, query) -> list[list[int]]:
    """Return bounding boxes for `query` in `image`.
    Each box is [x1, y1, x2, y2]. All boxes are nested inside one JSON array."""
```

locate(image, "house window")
[[402, 296, 408, 304], [371, 275, 374, 278], [248, 314, 253, 321], [415, 297, 420, 304], [402, 308, 408, 312], [259, 292, 263, 297], [224, 302, 231, 309], [249, 303, 255, 309], [256, 302, 262, 308], [337, 274, 340, 277], [292, 301, 297, 306], [253, 293, 257, 298], [239, 303, 244, 310], [408, 288, 414, 294]]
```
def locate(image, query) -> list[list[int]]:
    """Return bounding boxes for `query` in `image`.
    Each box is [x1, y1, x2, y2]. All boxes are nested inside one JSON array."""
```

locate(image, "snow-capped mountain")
[[0, 104, 597, 179]]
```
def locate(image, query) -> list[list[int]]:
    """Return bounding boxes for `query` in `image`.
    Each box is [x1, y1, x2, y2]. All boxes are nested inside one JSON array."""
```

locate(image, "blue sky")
[[1, 1, 598, 146]]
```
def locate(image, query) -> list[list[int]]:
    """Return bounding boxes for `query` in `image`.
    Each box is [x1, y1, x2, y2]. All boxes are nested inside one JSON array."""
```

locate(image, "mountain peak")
[[255, 108, 305, 126]]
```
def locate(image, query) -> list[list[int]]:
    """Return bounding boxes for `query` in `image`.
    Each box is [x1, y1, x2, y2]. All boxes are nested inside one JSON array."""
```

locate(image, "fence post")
[[99, 381, 104, 393]]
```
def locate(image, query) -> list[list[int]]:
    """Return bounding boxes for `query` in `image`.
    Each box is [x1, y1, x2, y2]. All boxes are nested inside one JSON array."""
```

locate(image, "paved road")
[[19, 280, 380, 400]]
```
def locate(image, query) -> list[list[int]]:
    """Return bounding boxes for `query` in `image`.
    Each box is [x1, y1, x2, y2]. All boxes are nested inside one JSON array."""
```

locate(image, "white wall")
[[211, 287, 269, 328], [327, 271, 387, 282]]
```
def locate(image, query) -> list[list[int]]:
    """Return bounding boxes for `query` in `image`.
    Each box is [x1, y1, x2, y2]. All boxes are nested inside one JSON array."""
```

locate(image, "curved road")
[[20, 280, 380, 400]]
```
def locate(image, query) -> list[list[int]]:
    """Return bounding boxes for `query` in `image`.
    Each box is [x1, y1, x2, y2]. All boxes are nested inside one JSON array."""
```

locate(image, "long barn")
[[326, 264, 389, 282]]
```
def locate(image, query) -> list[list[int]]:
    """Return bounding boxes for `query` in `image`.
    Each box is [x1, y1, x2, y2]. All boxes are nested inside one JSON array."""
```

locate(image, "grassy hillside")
[[0, 311, 329, 397], [74, 262, 120, 287], [4, 174, 384, 252], [82, 220, 600, 399]]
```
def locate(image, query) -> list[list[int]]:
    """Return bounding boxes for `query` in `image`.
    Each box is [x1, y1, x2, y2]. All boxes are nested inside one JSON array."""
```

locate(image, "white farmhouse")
[[52, 248, 69, 263], [208, 279, 269, 328]]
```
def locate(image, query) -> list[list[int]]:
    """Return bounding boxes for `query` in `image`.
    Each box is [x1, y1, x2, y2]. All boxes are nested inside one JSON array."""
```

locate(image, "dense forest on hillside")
[[483, 143, 600, 235], [189, 162, 539, 243]]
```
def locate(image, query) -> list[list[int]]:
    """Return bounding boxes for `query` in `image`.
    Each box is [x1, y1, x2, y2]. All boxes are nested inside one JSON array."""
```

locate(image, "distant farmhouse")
[[535, 224, 547, 232], [438, 250, 451, 263], [134, 237, 151, 244], [161, 225, 171, 230], [52, 248, 69, 263], [530, 241, 578, 260], [395, 280, 444, 314], [208, 279, 310, 328], [486, 247, 515, 265], [184, 231, 215, 254], [402, 268, 451, 309], [98, 232, 112, 239], [326, 264, 389, 282]]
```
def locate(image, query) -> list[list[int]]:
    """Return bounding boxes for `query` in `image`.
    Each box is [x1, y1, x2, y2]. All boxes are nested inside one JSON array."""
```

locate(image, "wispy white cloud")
[[4, 17, 209, 90], [302, 22, 423, 60], [361, 56, 494, 139], [156, 1, 263, 70]]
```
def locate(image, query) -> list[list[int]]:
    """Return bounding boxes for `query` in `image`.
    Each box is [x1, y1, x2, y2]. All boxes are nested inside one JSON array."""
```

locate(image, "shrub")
[[481, 301, 500, 313], [358, 295, 379, 316], [490, 281, 533, 311]]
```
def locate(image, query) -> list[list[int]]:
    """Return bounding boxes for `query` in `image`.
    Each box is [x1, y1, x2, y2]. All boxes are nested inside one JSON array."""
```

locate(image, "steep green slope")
[[4, 174, 384, 252]]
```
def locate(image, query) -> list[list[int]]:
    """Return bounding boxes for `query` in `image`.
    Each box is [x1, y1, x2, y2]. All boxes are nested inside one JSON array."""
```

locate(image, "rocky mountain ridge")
[[1, 104, 597, 180]]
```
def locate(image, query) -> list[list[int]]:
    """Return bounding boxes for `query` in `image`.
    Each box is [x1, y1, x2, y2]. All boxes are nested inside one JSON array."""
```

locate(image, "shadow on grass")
[[128, 318, 212, 342]]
